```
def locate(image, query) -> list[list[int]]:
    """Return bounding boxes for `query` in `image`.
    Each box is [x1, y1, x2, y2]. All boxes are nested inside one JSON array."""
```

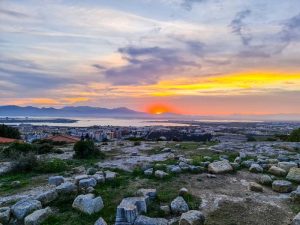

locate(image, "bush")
[[73, 140, 102, 159], [36, 159, 68, 173], [2, 142, 37, 158], [36, 143, 54, 154], [0, 124, 21, 139], [11, 152, 38, 172], [289, 128, 300, 142]]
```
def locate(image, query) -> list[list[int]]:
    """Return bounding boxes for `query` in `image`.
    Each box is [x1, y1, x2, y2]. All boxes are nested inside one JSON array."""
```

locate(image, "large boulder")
[[208, 161, 233, 174], [36, 189, 58, 206], [0, 207, 10, 224], [75, 175, 90, 184], [55, 182, 77, 195], [11, 199, 42, 220], [134, 215, 168, 225], [79, 178, 97, 189], [72, 194, 104, 215], [287, 168, 300, 183], [179, 210, 205, 225], [170, 196, 189, 214], [292, 212, 300, 225], [268, 166, 287, 177], [48, 176, 64, 186], [278, 162, 297, 172], [272, 180, 293, 193], [24, 207, 52, 225], [94, 217, 107, 225]]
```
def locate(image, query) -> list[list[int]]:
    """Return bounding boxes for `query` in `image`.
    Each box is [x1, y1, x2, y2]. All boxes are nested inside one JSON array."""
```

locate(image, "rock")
[[36, 189, 58, 206], [258, 175, 273, 186], [230, 163, 240, 170], [170, 196, 189, 214], [290, 187, 300, 202], [105, 171, 117, 181], [241, 160, 254, 168], [272, 180, 293, 193], [86, 187, 95, 193], [24, 207, 52, 225], [94, 217, 107, 225], [179, 210, 205, 225], [11, 199, 42, 220], [179, 188, 188, 196], [72, 194, 104, 215], [249, 164, 263, 173], [292, 212, 300, 225], [203, 156, 212, 162], [168, 166, 182, 174], [169, 217, 180, 225], [208, 161, 233, 174], [268, 166, 287, 177], [160, 205, 170, 215], [189, 166, 203, 173], [144, 168, 153, 176], [136, 189, 157, 200], [11, 181, 21, 188], [154, 170, 169, 179], [115, 197, 147, 225], [234, 157, 241, 164], [278, 162, 297, 172], [287, 168, 300, 183], [0, 207, 10, 224], [134, 215, 168, 225], [72, 166, 86, 174], [87, 167, 97, 175], [48, 176, 64, 186], [206, 174, 216, 178], [93, 174, 105, 183], [162, 148, 172, 153], [75, 175, 90, 184], [249, 182, 263, 192], [55, 181, 77, 195], [79, 178, 97, 189]]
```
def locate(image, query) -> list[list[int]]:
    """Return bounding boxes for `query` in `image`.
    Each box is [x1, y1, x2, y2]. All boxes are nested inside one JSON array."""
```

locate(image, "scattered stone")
[[72, 166, 86, 174], [168, 165, 182, 174], [258, 175, 273, 186], [24, 207, 53, 225], [292, 212, 300, 225], [94, 217, 107, 225], [79, 178, 97, 189], [278, 162, 297, 172], [155, 170, 169, 179], [75, 175, 90, 185], [87, 167, 97, 175], [36, 189, 58, 206], [105, 171, 117, 181], [170, 196, 189, 214], [208, 161, 233, 174], [206, 174, 216, 178], [72, 194, 104, 215], [230, 163, 240, 170], [203, 156, 212, 162], [234, 157, 241, 164], [0, 207, 10, 224], [11, 199, 42, 220], [160, 205, 170, 215], [134, 215, 168, 225], [290, 187, 300, 202], [144, 168, 154, 176], [268, 166, 287, 177], [179, 210, 205, 225], [93, 174, 105, 183], [136, 189, 157, 200], [249, 164, 263, 173], [241, 160, 254, 168], [48, 176, 65, 186], [179, 188, 188, 196], [272, 180, 293, 193], [86, 187, 95, 193], [11, 180, 21, 188], [249, 182, 263, 192], [55, 181, 77, 195], [287, 167, 300, 183]]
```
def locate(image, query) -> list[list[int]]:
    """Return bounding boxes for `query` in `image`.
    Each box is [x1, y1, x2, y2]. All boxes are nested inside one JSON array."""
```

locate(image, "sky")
[[0, 0, 300, 115]]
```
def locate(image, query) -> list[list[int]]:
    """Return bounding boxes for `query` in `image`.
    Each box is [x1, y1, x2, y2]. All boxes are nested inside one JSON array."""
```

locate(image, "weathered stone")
[[144, 168, 154, 176], [272, 180, 293, 193], [168, 166, 182, 174], [72, 166, 85, 174], [160, 205, 170, 216], [11, 181, 21, 188], [278, 162, 297, 172], [48, 176, 64, 186], [154, 170, 168, 179], [249, 164, 263, 173], [290, 187, 300, 203], [136, 189, 157, 200], [268, 166, 287, 177], [287, 168, 300, 183], [241, 160, 254, 168], [79, 178, 97, 189], [87, 167, 97, 175], [11, 199, 42, 220], [292, 212, 300, 225], [24, 207, 52, 225], [189, 165, 203, 173], [36, 189, 58, 206], [179, 188, 188, 196], [55, 181, 77, 195], [92, 174, 105, 183], [0, 207, 10, 224], [208, 161, 233, 174], [170, 196, 189, 214], [75, 175, 90, 184], [179, 210, 205, 225], [94, 217, 107, 225], [258, 175, 273, 186], [105, 171, 117, 181], [72, 194, 104, 215], [249, 182, 263, 192], [134, 215, 168, 225]]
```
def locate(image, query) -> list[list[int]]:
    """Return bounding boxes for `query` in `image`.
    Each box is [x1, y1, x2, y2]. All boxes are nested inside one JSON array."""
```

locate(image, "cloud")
[[230, 10, 252, 46], [0, 8, 29, 18], [101, 46, 199, 85], [280, 13, 300, 44], [181, 0, 205, 11]]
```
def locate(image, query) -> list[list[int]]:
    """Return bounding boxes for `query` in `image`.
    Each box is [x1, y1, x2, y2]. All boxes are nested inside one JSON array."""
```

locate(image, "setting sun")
[[147, 104, 174, 115]]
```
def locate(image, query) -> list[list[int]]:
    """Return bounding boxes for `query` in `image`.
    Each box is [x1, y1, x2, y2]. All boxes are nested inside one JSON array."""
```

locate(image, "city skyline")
[[1, 0, 300, 116]]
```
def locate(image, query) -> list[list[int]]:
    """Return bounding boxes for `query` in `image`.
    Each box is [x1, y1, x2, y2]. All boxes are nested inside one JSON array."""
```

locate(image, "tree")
[[289, 128, 300, 142], [73, 140, 98, 159], [0, 124, 21, 139]]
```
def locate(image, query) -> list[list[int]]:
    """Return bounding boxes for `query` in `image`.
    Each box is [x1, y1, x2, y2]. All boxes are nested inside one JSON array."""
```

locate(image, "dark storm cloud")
[[101, 46, 199, 85]]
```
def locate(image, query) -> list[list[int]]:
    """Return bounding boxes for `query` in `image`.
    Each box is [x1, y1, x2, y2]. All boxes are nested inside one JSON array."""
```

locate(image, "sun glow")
[[147, 104, 174, 115]]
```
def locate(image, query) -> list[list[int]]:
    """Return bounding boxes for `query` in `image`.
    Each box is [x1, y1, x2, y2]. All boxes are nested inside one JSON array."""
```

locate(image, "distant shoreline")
[[0, 118, 78, 124]]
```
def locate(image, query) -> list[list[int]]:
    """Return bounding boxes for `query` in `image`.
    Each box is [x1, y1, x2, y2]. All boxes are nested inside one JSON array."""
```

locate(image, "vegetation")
[[0, 124, 21, 139], [289, 128, 300, 142], [73, 140, 105, 159], [35, 158, 68, 173], [11, 152, 39, 172]]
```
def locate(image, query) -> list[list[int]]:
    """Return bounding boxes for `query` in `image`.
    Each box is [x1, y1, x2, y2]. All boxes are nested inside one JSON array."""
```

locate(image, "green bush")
[[73, 140, 103, 159], [36, 143, 54, 154], [289, 128, 300, 142], [11, 152, 38, 172], [36, 159, 68, 173], [2, 142, 37, 158]]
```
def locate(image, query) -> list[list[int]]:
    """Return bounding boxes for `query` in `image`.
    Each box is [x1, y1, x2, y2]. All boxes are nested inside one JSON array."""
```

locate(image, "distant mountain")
[[0, 105, 148, 118]]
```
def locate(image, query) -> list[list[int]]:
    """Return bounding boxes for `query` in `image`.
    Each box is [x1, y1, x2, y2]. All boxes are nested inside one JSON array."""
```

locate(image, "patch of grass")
[[35, 158, 68, 173]]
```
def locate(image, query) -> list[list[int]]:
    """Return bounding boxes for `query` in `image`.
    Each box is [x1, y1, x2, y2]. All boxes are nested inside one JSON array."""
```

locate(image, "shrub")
[[36, 143, 54, 154], [289, 128, 300, 142], [11, 152, 38, 172], [73, 140, 102, 159], [36, 159, 68, 173], [2, 142, 37, 158]]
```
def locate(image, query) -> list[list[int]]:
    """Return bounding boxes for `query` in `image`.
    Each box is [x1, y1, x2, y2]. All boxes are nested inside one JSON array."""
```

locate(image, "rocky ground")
[[1, 141, 300, 225]]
